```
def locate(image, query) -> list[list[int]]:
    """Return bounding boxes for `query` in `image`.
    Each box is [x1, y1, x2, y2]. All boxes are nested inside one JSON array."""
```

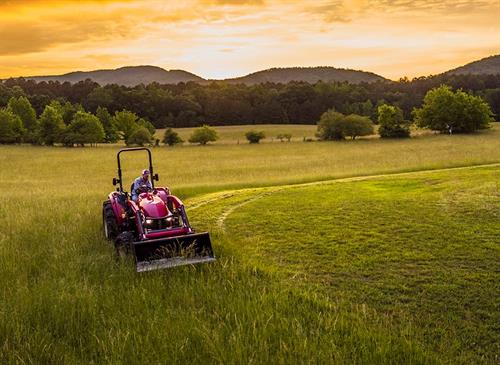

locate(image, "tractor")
[[103, 147, 215, 272]]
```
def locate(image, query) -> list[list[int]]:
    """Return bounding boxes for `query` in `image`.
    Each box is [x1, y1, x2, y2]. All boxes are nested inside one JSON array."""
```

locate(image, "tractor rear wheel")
[[103, 201, 118, 240]]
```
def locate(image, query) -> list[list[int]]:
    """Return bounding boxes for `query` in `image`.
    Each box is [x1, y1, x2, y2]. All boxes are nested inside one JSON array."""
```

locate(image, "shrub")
[[245, 130, 265, 144], [39, 105, 65, 145], [317, 110, 374, 140], [163, 128, 183, 146], [188, 125, 218, 145], [278, 133, 292, 142], [62, 111, 105, 147], [343, 114, 374, 140], [413, 85, 493, 134], [127, 127, 153, 146], [0, 108, 25, 144], [377, 104, 411, 138], [316, 109, 346, 140]]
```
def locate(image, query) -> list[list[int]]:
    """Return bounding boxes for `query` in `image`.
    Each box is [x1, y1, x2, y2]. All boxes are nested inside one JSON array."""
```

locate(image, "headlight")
[[145, 219, 153, 225]]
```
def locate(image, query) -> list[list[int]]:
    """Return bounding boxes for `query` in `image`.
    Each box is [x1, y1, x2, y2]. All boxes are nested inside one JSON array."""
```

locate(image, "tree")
[[113, 110, 140, 142], [316, 109, 346, 140], [343, 114, 374, 140], [62, 111, 105, 147], [127, 127, 153, 146], [8, 96, 38, 143], [377, 104, 411, 138], [414, 85, 493, 134], [188, 125, 218, 145], [96, 106, 119, 143], [0, 108, 25, 144], [39, 105, 65, 145], [137, 118, 156, 136], [8, 96, 37, 132], [162, 128, 183, 146], [245, 130, 265, 144]]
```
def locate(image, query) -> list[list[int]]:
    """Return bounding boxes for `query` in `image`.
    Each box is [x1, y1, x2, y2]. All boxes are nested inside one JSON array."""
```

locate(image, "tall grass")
[[0, 129, 499, 363]]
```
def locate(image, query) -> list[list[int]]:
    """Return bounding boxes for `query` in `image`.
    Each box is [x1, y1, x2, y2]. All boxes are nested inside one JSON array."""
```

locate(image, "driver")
[[131, 169, 153, 202]]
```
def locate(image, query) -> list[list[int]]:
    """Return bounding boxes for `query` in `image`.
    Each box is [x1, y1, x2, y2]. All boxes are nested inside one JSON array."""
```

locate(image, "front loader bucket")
[[133, 232, 215, 272]]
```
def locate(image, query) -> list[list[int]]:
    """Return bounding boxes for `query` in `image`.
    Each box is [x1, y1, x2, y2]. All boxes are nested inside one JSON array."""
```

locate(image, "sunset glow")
[[1, 0, 499, 80]]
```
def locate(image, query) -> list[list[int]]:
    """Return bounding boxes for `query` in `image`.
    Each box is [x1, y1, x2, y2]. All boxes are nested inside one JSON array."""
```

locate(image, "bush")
[[413, 85, 493, 134], [62, 111, 105, 147], [377, 104, 411, 138], [127, 127, 153, 146], [277, 133, 292, 142], [163, 128, 183, 146], [0, 108, 25, 144], [317, 110, 374, 140], [343, 114, 374, 140], [316, 110, 346, 140], [188, 125, 218, 145], [245, 130, 265, 144], [39, 105, 65, 145]]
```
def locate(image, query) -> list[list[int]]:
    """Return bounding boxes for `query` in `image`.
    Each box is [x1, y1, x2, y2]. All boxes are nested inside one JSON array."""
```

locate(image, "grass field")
[[0, 126, 499, 363], [155, 124, 319, 144]]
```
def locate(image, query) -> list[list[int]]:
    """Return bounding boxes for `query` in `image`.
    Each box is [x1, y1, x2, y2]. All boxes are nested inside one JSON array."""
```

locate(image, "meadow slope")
[[0, 129, 499, 364]]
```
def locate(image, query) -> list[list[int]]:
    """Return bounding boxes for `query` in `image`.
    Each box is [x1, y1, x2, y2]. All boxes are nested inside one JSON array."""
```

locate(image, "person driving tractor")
[[131, 169, 152, 202]]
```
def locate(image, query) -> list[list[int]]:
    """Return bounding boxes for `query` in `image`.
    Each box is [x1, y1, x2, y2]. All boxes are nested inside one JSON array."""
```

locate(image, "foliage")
[[414, 85, 493, 133], [126, 126, 153, 146], [112, 110, 140, 142], [62, 111, 105, 147], [188, 125, 219, 145], [162, 128, 183, 146], [316, 109, 347, 140], [39, 105, 65, 145], [276, 133, 292, 142], [343, 114, 374, 140], [137, 118, 156, 136], [0, 108, 25, 144], [2, 73, 498, 129], [7, 96, 37, 132], [245, 130, 265, 144], [96, 106, 119, 143], [377, 104, 411, 138]]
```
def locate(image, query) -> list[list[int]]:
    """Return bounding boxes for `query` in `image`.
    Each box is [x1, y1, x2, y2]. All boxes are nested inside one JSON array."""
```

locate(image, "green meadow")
[[0, 125, 499, 364]]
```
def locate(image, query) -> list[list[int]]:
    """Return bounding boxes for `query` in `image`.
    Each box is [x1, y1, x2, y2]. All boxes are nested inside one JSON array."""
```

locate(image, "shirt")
[[132, 176, 152, 198]]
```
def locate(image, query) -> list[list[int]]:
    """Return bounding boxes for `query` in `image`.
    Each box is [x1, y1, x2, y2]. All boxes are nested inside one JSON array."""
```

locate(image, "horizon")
[[1, 0, 499, 80], [7, 56, 500, 81]]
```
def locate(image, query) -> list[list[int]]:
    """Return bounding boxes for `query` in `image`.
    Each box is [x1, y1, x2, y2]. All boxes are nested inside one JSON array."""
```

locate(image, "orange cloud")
[[0, 0, 498, 79]]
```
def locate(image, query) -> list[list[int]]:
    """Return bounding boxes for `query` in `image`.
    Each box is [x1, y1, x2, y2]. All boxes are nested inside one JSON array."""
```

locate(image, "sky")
[[0, 0, 499, 80]]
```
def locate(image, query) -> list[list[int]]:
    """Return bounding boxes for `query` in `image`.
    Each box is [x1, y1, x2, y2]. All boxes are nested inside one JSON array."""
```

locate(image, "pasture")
[[0, 125, 499, 364]]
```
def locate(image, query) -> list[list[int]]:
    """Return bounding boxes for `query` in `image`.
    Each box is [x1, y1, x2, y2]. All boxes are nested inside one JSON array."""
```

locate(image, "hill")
[[444, 55, 500, 75], [223, 66, 387, 84], [26, 65, 205, 86]]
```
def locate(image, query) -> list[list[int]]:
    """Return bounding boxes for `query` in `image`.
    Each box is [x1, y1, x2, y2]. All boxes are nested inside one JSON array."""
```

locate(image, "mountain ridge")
[[7, 55, 500, 86]]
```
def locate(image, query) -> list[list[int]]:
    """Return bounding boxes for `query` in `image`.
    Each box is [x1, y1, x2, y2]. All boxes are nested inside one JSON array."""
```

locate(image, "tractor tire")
[[115, 231, 134, 261], [103, 201, 118, 240]]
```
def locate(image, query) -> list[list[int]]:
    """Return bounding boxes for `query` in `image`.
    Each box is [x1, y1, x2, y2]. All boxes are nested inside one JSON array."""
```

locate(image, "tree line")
[[0, 73, 498, 130]]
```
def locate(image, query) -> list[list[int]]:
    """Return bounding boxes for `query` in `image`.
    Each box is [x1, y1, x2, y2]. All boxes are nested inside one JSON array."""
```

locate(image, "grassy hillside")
[[223, 66, 387, 84], [445, 55, 500, 75], [0, 130, 499, 363]]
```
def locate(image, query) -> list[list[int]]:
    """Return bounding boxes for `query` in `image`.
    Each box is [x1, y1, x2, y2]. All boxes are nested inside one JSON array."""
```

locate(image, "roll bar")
[[112, 147, 159, 192]]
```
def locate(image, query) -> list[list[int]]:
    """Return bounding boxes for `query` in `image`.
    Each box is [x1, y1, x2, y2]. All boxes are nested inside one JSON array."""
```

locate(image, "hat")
[[142, 169, 150, 175]]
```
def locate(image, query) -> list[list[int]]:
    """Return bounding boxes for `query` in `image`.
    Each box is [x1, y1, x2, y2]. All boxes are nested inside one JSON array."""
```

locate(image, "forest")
[[0, 73, 499, 129]]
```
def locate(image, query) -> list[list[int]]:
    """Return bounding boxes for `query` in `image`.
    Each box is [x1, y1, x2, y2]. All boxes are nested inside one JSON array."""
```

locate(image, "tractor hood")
[[139, 195, 169, 218]]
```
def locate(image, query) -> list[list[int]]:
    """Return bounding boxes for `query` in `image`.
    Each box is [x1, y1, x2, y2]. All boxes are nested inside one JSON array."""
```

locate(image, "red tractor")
[[103, 147, 215, 272]]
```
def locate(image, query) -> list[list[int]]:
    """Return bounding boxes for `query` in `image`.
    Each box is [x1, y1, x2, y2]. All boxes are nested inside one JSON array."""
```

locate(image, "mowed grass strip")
[[221, 166, 500, 364]]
